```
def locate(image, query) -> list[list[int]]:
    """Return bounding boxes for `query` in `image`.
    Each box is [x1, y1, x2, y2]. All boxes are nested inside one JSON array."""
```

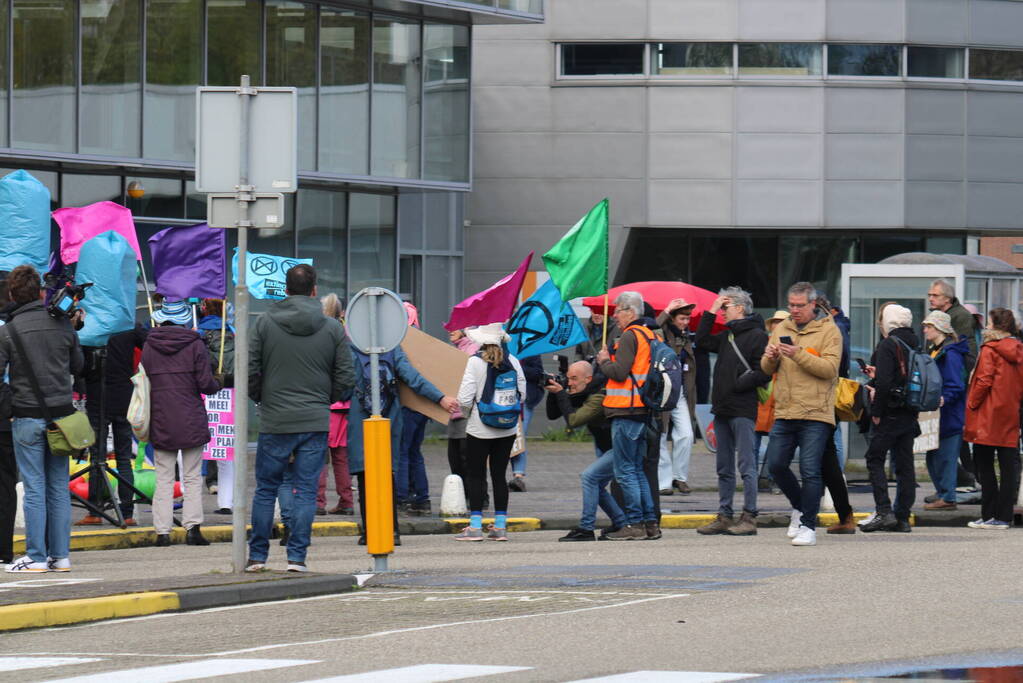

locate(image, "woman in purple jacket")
[[141, 301, 221, 547]]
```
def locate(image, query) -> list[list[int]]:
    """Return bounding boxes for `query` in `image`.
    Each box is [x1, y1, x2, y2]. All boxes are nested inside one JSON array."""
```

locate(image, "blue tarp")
[[76, 231, 137, 347], [0, 170, 50, 273]]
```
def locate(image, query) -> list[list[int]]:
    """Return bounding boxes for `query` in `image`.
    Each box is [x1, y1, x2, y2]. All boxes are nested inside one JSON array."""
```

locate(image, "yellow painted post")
[[363, 415, 394, 559]]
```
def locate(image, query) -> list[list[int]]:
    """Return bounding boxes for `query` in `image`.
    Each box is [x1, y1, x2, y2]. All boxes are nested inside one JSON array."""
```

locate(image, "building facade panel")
[[968, 182, 1023, 228], [905, 134, 966, 181], [737, 134, 822, 180], [967, 91, 1023, 137], [648, 180, 731, 226], [552, 133, 647, 179], [737, 180, 820, 226], [967, 136, 1023, 182], [737, 0, 825, 41], [736, 87, 823, 133], [649, 133, 733, 179], [826, 0, 905, 42], [826, 88, 905, 134], [551, 87, 646, 132], [905, 181, 967, 227], [647, 0, 738, 40], [826, 133, 904, 180], [648, 87, 734, 132], [825, 181, 904, 226], [906, 89, 966, 134], [472, 38, 552, 86], [473, 85, 553, 132], [473, 131, 555, 178], [969, 0, 1023, 49], [549, 0, 648, 40], [905, 0, 969, 44]]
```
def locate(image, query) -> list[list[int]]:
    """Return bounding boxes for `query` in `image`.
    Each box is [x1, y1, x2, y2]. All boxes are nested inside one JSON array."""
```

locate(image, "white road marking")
[[570, 673, 759, 682], [0, 657, 102, 672], [302, 664, 531, 682], [43, 658, 318, 683]]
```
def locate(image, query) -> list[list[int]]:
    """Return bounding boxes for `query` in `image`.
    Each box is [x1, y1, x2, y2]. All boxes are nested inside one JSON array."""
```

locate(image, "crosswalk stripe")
[[43, 658, 318, 683], [0, 657, 102, 672], [302, 664, 533, 682], [569, 672, 759, 683]]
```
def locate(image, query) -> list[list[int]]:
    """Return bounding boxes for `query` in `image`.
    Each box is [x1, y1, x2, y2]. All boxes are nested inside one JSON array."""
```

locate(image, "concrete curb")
[[0, 574, 358, 633]]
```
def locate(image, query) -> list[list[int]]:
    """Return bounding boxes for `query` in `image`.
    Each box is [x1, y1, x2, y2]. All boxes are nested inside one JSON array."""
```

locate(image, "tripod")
[[69, 347, 154, 529]]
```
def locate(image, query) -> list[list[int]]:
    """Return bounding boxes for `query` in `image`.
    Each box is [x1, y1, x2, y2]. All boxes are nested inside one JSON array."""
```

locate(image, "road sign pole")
[[232, 74, 256, 574], [363, 289, 394, 571]]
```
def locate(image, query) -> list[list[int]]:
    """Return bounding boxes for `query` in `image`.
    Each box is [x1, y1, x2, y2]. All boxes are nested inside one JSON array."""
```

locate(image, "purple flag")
[[148, 223, 227, 300], [444, 251, 533, 332]]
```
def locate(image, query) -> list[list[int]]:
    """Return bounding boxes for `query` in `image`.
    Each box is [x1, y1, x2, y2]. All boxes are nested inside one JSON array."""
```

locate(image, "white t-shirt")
[[457, 354, 526, 439]]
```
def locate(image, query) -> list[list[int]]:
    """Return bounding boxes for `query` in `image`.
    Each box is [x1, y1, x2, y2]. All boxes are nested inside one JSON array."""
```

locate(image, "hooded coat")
[[695, 310, 770, 420], [140, 325, 220, 450], [964, 332, 1023, 448], [761, 309, 842, 425], [931, 336, 969, 438]]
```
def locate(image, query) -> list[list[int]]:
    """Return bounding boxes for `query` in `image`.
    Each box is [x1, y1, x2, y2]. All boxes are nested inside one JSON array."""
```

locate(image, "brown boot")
[[644, 520, 662, 540], [697, 513, 734, 535], [826, 512, 858, 534], [724, 511, 757, 535]]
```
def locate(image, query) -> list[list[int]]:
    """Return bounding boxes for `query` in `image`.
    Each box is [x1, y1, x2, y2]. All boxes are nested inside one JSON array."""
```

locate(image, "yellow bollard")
[[363, 415, 394, 557]]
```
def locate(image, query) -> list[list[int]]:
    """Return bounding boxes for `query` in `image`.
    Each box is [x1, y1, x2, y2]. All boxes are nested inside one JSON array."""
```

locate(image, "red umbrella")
[[582, 281, 724, 332]]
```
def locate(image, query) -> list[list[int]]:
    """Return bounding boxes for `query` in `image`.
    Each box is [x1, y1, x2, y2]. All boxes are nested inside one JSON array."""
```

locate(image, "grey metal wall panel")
[[649, 133, 732, 179], [967, 92, 1023, 138], [550, 0, 649, 40], [737, 87, 823, 133], [473, 86, 553, 133], [648, 0, 738, 40], [737, 133, 821, 180], [473, 39, 552, 87], [552, 88, 646, 132], [826, 134, 903, 180], [905, 181, 966, 228], [552, 133, 647, 179], [737, 0, 825, 40], [466, 178, 647, 227], [826, 88, 904, 134], [827, 0, 905, 42], [968, 136, 1023, 182], [648, 180, 732, 226], [649, 87, 734, 132], [905, 0, 968, 44], [905, 135, 965, 181], [473, 132, 554, 179], [825, 181, 903, 226], [737, 180, 820, 225], [906, 90, 965, 135], [968, 182, 1023, 228], [969, 0, 1023, 49]]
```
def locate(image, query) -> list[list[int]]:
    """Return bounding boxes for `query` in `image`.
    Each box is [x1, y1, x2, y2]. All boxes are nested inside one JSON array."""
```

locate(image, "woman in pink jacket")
[[316, 294, 354, 515]]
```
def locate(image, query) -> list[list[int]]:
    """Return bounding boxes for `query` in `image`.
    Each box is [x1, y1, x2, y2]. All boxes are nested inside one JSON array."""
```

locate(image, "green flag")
[[542, 198, 608, 301]]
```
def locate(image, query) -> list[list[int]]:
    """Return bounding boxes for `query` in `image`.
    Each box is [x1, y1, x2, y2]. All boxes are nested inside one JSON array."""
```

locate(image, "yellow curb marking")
[[442, 517, 541, 532], [0, 591, 180, 632]]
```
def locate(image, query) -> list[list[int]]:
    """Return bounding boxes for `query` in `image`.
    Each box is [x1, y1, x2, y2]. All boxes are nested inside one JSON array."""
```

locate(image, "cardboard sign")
[[398, 327, 470, 425], [203, 388, 235, 461], [913, 410, 941, 454]]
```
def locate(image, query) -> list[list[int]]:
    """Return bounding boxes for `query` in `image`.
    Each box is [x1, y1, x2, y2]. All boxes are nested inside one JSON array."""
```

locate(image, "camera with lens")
[[45, 272, 92, 322], [542, 354, 571, 389]]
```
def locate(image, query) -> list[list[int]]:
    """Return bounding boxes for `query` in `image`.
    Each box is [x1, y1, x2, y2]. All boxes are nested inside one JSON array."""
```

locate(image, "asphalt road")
[[4, 527, 1023, 682]]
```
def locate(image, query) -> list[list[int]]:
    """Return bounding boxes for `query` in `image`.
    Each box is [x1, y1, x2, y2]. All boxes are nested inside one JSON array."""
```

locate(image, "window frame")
[[556, 41, 649, 80], [735, 41, 823, 80], [649, 41, 735, 80]]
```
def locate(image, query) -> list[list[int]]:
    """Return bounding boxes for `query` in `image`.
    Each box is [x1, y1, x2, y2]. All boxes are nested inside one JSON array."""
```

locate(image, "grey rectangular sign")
[[207, 193, 286, 229], [195, 86, 298, 194]]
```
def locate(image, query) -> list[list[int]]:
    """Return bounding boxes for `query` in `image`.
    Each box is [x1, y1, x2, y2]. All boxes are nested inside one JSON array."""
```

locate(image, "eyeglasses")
[[788, 301, 811, 309]]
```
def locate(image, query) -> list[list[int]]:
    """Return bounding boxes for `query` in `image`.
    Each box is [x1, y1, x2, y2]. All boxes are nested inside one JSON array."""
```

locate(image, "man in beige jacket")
[[761, 281, 842, 547]]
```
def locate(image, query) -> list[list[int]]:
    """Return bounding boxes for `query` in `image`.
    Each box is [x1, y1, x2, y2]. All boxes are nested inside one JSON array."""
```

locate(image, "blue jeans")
[[611, 418, 654, 525], [13, 418, 70, 563], [278, 470, 293, 526], [927, 432, 962, 504], [510, 404, 534, 476], [249, 432, 327, 563], [714, 415, 757, 516], [396, 408, 429, 504], [767, 419, 832, 530], [580, 449, 626, 530]]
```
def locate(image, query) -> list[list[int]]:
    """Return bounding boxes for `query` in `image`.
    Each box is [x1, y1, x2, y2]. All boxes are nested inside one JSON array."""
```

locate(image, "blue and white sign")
[[232, 248, 312, 300]]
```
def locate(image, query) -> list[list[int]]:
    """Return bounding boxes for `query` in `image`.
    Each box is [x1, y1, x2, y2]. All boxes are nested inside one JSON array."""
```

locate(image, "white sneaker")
[[858, 512, 877, 528], [791, 525, 817, 546], [6, 556, 48, 573], [786, 510, 802, 538], [286, 561, 308, 573], [47, 556, 71, 572]]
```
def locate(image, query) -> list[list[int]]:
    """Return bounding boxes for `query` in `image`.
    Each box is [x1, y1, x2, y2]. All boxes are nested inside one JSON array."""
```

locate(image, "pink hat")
[[403, 301, 420, 329]]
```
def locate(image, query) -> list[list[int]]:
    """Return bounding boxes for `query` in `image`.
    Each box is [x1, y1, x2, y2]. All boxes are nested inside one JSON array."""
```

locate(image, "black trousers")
[[86, 412, 136, 517], [355, 471, 400, 536], [972, 444, 1021, 523], [466, 434, 515, 514], [447, 436, 470, 498], [865, 414, 919, 520], [822, 425, 853, 520], [0, 430, 16, 561]]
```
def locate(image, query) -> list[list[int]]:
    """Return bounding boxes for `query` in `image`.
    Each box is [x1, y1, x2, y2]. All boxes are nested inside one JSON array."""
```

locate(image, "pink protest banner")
[[53, 200, 143, 264], [203, 388, 235, 461]]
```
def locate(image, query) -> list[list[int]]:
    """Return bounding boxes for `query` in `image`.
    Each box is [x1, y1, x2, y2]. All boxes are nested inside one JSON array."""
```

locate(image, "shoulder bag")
[[7, 322, 95, 457], [728, 333, 772, 404]]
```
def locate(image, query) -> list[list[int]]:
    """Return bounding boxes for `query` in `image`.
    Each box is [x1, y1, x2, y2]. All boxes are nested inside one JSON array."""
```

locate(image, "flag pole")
[[218, 298, 227, 374], [601, 294, 609, 349], [137, 260, 154, 323], [600, 200, 610, 349]]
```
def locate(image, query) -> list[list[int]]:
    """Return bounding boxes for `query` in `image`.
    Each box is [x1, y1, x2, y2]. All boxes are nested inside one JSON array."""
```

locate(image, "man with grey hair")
[[694, 286, 770, 536], [927, 278, 978, 358], [596, 291, 658, 540]]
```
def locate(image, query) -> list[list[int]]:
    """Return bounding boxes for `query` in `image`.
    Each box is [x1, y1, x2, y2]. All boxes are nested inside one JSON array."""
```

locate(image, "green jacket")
[[945, 300, 979, 359], [249, 295, 355, 433]]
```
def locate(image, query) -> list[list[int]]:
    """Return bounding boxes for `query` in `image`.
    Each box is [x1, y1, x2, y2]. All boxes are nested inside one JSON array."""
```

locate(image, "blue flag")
[[76, 231, 137, 347], [232, 248, 312, 300], [505, 279, 586, 359]]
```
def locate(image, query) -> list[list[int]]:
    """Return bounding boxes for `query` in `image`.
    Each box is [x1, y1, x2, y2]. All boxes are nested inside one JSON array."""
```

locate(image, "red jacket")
[[964, 334, 1023, 448]]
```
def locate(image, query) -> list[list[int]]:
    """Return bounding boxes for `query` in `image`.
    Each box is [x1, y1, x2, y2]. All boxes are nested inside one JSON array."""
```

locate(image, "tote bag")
[[128, 363, 151, 441]]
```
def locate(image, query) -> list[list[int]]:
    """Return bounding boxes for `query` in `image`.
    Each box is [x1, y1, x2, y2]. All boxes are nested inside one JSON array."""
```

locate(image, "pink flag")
[[444, 251, 533, 332], [53, 201, 142, 264]]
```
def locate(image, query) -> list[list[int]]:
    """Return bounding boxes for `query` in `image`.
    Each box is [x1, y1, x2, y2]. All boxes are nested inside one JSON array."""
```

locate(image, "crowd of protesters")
[[4, 262, 1023, 572]]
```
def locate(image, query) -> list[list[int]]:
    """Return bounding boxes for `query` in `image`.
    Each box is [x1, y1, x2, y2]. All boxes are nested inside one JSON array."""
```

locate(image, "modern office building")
[[0, 0, 542, 337], [468, 0, 1023, 314]]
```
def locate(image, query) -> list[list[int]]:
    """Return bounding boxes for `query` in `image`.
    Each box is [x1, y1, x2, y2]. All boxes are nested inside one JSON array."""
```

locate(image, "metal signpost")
[[196, 76, 297, 573], [345, 287, 408, 572]]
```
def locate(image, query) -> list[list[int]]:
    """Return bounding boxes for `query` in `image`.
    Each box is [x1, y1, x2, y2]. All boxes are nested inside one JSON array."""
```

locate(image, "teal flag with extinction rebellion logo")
[[231, 248, 313, 300], [505, 279, 587, 359]]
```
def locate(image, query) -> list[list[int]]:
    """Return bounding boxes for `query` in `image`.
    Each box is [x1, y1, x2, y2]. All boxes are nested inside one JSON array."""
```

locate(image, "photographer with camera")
[[1, 265, 84, 573], [547, 361, 626, 542]]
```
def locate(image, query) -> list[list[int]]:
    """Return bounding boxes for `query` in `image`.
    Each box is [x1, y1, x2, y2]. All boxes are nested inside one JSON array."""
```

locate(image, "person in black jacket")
[[694, 286, 770, 536], [0, 274, 15, 565], [860, 304, 920, 533], [508, 353, 544, 492]]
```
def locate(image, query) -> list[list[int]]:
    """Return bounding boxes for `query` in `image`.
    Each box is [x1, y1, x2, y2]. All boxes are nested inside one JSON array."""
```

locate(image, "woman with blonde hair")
[[316, 293, 353, 515]]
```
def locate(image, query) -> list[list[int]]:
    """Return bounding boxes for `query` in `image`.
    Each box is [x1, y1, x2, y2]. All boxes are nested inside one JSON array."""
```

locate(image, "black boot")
[[185, 525, 210, 546], [155, 534, 171, 547], [860, 512, 898, 533], [279, 525, 290, 547]]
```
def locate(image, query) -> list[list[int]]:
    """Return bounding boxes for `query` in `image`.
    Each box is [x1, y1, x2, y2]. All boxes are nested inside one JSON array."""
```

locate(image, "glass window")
[[654, 43, 731, 76], [185, 180, 206, 220], [0, 2, 9, 147], [81, 0, 141, 157], [319, 9, 370, 175], [827, 44, 901, 77], [739, 43, 821, 76], [13, 0, 75, 152], [691, 235, 777, 317], [144, 0, 201, 161], [267, 1, 317, 171], [297, 188, 347, 297], [860, 234, 922, 263], [61, 174, 121, 207], [498, 0, 541, 11], [561, 44, 644, 76], [208, 0, 262, 86], [372, 17, 422, 179], [423, 24, 470, 182], [124, 176, 183, 218], [907, 46, 963, 78], [970, 49, 1023, 82], [925, 236, 964, 255], [616, 228, 690, 285], [424, 191, 452, 251], [990, 279, 1013, 311], [777, 235, 857, 310], [349, 193, 396, 292]]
